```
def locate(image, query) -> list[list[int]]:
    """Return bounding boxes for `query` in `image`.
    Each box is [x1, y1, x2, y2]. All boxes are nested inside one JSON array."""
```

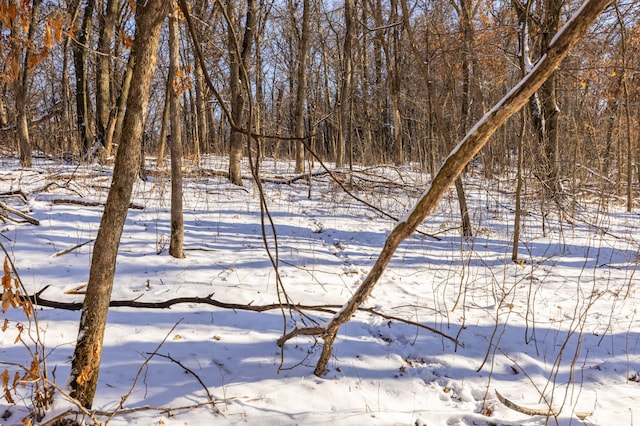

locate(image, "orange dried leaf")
[[7, 4, 17, 20], [1, 368, 9, 388], [27, 52, 38, 69], [12, 371, 20, 388], [52, 14, 65, 42], [2, 271, 10, 290], [0, 5, 11, 28], [27, 359, 39, 380], [120, 28, 133, 49], [1, 318, 9, 332], [4, 387, 14, 404], [2, 291, 13, 313], [44, 22, 53, 48], [21, 13, 29, 33], [6, 54, 19, 81]]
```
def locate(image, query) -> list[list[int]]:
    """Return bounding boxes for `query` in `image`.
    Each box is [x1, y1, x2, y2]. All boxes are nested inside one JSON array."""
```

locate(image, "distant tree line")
[[0, 1, 637, 199]]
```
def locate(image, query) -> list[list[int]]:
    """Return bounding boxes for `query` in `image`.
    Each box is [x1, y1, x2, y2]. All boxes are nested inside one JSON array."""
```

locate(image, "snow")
[[1, 155, 639, 425]]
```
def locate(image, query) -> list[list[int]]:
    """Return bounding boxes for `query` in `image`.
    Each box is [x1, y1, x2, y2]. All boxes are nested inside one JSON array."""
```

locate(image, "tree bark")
[[156, 77, 171, 168], [69, 0, 169, 408], [73, 0, 95, 156], [292, 0, 311, 174], [168, 3, 185, 259], [13, 0, 41, 168], [95, 0, 119, 152], [108, 54, 134, 157], [294, 0, 612, 376], [336, 0, 353, 169], [227, 0, 257, 186], [389, 0, 403, 165]]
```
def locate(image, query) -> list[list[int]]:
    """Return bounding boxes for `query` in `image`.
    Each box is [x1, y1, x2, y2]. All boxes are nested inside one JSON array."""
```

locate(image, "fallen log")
[[0, 202, 40, 225]]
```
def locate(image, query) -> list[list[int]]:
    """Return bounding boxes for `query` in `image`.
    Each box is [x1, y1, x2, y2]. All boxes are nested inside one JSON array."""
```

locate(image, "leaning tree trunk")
[[401, 0, 472, 238], [277, 0, 611, 377], [69, 0, 168, 408]]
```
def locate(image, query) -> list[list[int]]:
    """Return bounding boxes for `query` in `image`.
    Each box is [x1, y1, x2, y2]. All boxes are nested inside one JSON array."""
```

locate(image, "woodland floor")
[[0, 154, 639, 425]]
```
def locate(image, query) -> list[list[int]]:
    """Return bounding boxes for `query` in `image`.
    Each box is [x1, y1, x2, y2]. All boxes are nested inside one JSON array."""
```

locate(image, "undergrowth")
[[1, 254, 52, 425]]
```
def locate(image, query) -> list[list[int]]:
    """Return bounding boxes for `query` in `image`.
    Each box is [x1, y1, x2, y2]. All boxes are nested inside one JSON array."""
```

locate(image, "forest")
[[0, 0, 638, 424]]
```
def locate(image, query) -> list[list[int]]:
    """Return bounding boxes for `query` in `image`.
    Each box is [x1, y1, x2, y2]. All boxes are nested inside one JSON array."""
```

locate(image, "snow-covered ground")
[[1, 155, 638, 425]]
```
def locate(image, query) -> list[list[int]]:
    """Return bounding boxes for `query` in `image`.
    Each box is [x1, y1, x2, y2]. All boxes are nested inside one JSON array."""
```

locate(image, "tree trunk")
[[292, 0, 311, 174], [614, 3, 634, 212], [292, 0, 611, 376], [69, 0, 168, 408], [13, 0, 41, 168], [95, 0, 119, 152], [227, 0, 257, 185], [73, 0, 95, 156], [390, 0, 403, 165], [156, 79, 171, 168], [336, 0, 353, 169], [400, 0, 472, 237], [194, 60, 207, 161], [108, 54, 134, 157], [168, 4, 185, 259]]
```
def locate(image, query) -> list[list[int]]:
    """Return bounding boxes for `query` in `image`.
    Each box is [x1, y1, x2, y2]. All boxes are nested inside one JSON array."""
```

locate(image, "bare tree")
[[11, 0, 41, 167], [69, 0, 169, 408], [168, 2, 185, 259], [336, 0, 353, 169], [72, 0, 95, 156], [613, 2, 634, 212], [227, 0, 257, 185], [95, 0, 119, 153], [291, 0, 311, 174], [278, 0, 612, 377]]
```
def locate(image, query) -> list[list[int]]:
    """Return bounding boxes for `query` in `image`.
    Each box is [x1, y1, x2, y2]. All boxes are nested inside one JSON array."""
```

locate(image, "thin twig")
[[54, 239, 95, 257], [147, 352, 216, 405], [105, 319, 183, 425]]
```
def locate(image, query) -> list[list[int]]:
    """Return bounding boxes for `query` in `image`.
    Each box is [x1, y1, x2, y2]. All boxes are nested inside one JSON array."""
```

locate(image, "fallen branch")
[[8, 286, 462, 346], [54, 239, 95, 257], [495, 390, 559, 417], [0, 202, 40, 225], [40, 401, 219, 425], [0, 190, 28, 203], [50, 198, 144, 210]]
